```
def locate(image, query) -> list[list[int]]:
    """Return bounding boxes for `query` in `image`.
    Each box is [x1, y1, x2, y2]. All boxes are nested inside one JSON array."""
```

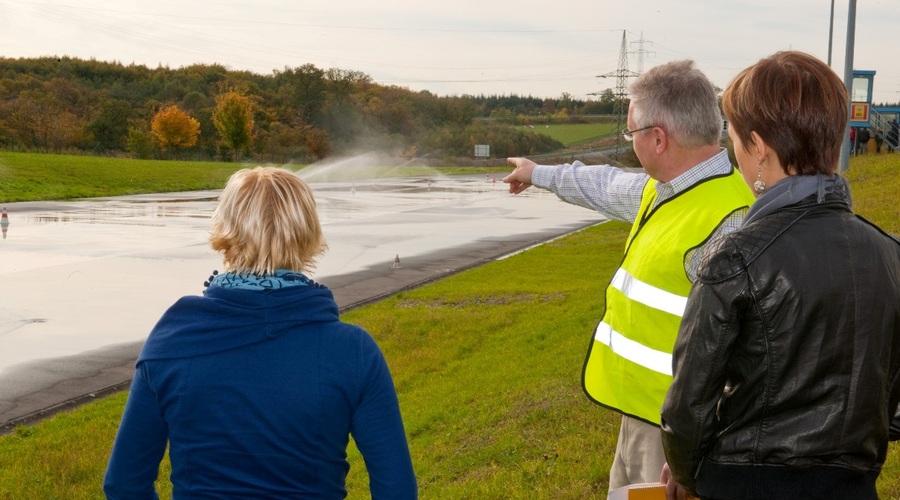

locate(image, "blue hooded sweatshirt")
[[104, 277, 417, 499]]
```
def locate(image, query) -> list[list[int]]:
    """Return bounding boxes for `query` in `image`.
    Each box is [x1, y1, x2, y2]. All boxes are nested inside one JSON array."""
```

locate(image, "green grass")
[[0, 152, 511, 203], [0, 153, 241, 203], [0, 152, 898, 498], [529, 123, 617, 147], [340, 224, 625, 497], [0, 392, 172, 499], [842, 153, 900, 235]]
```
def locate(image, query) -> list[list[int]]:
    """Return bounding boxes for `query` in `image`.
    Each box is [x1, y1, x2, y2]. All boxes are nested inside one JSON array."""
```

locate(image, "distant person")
[[857, 126, 871, 155], [890, 119, 900, 153], [875, 127, 885, 154], [503, 60, 755, 491], [660, 51, 900, 500], [104, 167, 417, 499]]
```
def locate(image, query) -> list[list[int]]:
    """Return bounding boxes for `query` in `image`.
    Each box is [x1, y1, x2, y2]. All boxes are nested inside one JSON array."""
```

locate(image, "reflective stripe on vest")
[[598, 267, 685, 375], [609, 268, 687, 318], [594, 321, 673, 376]]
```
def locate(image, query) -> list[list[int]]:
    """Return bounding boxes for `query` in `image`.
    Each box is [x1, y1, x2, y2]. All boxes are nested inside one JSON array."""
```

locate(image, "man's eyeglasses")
[[622, 125, 656, 141]]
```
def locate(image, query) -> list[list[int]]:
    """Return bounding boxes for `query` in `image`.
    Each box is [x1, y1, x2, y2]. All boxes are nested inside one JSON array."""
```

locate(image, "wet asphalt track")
[[0, 173, 605, 432]]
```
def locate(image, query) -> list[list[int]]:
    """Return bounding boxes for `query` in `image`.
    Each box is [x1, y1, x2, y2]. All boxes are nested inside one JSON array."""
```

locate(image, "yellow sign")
[[851, 103, 870, 122]]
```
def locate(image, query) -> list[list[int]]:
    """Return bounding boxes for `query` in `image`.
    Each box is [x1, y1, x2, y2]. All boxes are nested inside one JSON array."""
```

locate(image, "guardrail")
[[870, 108, 900, 151]]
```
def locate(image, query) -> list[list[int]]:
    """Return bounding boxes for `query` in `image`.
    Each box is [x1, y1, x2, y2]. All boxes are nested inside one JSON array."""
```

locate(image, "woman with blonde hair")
[[660, 51, 900, 499], [105, 167, 417, 499]]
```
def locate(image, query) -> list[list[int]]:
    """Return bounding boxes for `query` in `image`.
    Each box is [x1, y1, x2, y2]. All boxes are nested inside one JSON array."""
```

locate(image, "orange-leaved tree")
[[150, 105, 200, 158], [212, 90, 255, 162]]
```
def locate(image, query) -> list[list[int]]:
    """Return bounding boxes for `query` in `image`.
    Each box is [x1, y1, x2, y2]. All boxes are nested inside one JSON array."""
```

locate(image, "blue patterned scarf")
[[209, 270, 318, 291]]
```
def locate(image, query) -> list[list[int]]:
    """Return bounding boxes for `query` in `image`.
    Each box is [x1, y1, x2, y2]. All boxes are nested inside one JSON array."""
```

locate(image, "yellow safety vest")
[[582, 167, 754, 425]]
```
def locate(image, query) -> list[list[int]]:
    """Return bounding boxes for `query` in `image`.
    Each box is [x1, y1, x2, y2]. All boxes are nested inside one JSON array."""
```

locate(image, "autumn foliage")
[[212, 91, 254, 161], [150, 105, 201, 154], [0, 56, 581, 161]]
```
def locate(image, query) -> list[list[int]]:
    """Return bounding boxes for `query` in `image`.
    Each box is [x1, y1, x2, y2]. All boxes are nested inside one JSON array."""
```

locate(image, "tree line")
[[0, 57, 619, 163]]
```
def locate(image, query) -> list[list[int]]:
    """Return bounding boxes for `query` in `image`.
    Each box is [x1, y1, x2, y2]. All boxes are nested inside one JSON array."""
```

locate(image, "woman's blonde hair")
[[210, 166, 327, 275]]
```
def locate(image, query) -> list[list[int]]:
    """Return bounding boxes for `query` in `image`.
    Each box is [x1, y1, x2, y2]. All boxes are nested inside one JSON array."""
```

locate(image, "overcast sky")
[[1, 0, 898, 104]]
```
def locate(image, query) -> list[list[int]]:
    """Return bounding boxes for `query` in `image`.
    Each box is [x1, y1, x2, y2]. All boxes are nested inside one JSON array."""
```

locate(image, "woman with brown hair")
[[659, 51, 900, 499]]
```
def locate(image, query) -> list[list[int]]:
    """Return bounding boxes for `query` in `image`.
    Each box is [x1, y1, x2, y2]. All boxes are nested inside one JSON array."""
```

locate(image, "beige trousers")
[[607, 415, 667, 492]]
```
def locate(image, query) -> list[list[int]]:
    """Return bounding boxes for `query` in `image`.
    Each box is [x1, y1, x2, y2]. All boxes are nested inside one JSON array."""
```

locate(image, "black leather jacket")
[[660, 191, 900, 498]]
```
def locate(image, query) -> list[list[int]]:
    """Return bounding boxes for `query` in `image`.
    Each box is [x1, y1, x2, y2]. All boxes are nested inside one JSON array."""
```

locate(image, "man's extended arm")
[[505, 157, 649, 223]]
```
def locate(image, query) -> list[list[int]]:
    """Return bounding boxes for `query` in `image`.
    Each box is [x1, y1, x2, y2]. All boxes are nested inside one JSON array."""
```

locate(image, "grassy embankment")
[[0, 152, 897, 498], [527, 123, 616, 148], [0, 152, 512, 203]]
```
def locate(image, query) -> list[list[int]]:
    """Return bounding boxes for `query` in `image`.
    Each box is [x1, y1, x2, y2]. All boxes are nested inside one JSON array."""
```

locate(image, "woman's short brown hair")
[[210, 166, 327, 275], [722, 51, 848, 175]]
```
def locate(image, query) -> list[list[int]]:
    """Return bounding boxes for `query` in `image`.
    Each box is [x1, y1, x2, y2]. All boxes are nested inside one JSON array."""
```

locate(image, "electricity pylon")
[[598, 30, 639, 160]]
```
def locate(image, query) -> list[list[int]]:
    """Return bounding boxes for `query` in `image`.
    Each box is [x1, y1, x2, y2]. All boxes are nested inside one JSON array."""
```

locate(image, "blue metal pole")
[[828, 0, 835, 66], [840, 0, 856, 173]]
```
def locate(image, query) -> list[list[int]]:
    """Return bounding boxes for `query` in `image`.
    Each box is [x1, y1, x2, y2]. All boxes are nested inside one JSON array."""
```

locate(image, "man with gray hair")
[[504, 60, 755, 491]]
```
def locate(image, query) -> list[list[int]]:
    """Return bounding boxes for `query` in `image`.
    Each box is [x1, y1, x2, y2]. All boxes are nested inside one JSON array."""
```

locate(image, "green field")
[[0, 153, 238, 203], [527, 123, 617, 147], [0, 152, 511, 204], [0, 153, 898, 498]]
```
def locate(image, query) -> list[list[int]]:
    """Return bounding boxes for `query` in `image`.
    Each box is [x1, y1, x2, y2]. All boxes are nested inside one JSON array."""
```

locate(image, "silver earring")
[[753, 161, 766, 192]]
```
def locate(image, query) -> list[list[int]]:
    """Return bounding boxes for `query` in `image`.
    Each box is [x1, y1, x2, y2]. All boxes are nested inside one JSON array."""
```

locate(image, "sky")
[[1, 0, 899, 104]]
